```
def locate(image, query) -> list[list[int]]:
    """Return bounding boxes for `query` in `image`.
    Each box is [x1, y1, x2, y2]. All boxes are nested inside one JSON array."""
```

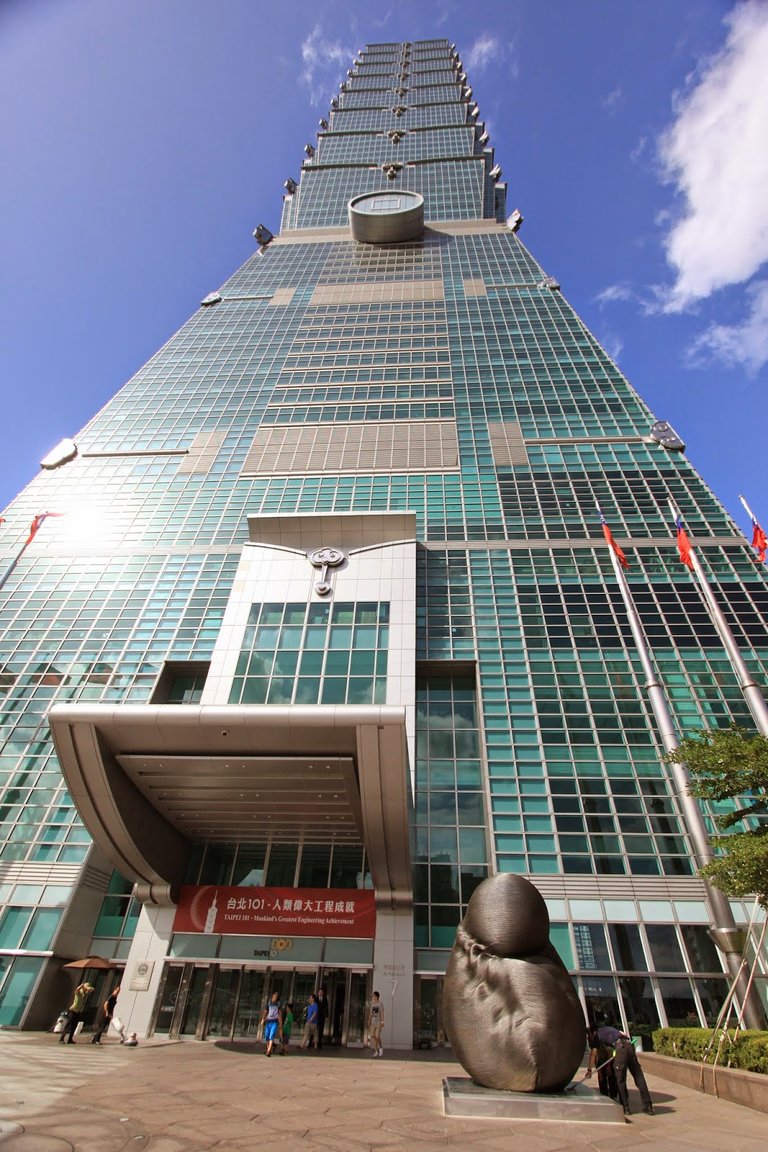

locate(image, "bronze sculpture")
[[444, 873, 585, 1092]]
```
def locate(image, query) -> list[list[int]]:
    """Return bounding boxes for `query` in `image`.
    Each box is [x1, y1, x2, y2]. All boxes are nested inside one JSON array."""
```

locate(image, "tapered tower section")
[[0, 40, 765, 1040]]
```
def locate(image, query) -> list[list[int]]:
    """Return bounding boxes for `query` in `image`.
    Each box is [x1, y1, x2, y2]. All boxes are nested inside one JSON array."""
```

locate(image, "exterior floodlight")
[[40, 437, 77, 470], [330, 98, 338, 110], [284, 178, 297, 194], [253, 224, 274, 246], [507, 209, 524, 232], [478, 131, 490, 145], [490, 164, 502, 181], [649, 420, 686, 452], [304, 143, 315, 158], [318, 118, 328, 130], [469, 104, 480, 118], [464, 87, 473, 100]]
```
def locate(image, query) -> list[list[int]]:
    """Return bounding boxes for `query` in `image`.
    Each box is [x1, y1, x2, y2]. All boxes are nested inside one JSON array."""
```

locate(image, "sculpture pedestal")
[[442, 1077, 624, 1124]]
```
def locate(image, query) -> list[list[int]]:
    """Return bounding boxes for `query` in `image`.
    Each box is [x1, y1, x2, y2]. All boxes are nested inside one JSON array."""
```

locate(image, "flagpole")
[[0, 514, 63, 596], [601, 530, 764, 1028], [669, 501, 768, 737], [0, 542, 30, 595], [738, 494, 758, 525]]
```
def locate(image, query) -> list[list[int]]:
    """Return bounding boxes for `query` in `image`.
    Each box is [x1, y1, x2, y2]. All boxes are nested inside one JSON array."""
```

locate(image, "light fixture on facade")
[[253, 225, 274, 247], [40, 438, 78, 470]]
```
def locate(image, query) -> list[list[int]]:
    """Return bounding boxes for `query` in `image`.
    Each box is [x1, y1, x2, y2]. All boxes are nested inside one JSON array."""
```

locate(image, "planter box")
[[642, 1052, 768, 1115]]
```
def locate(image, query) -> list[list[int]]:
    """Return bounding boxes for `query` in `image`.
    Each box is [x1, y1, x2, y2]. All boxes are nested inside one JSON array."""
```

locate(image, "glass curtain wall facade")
[[1, 38, 767, 1037]]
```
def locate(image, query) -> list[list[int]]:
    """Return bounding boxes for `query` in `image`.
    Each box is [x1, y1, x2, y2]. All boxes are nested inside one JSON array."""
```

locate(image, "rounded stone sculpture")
[[443, 874, 585, 1092]]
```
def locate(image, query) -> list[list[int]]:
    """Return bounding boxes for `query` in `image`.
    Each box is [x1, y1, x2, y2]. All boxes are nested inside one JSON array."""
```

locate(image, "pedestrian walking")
[[91, 984, 121, 1045], [281, 1002, 294, 1054], [301, 993, 319, 1050], [261, 990, 283, 1057], [316, 986, 328, 1050], [367, 990, 384, 1057]]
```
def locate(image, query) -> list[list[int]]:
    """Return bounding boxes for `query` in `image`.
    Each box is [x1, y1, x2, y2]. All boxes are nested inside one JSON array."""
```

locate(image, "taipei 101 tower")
[[0, 39, 765, 1041]]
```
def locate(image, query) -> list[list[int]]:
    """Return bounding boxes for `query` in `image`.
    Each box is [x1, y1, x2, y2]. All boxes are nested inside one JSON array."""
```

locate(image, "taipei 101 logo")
[[204, 892, 218, 933], [187, 887, 220, 932]]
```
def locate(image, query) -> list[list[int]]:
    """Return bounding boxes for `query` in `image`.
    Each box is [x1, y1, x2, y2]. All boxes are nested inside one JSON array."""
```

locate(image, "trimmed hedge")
[[652, 1028, 768, 1074]]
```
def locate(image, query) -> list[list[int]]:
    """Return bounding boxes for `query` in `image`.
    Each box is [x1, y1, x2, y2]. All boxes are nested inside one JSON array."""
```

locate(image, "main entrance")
[[151, 963, 371, 1045]]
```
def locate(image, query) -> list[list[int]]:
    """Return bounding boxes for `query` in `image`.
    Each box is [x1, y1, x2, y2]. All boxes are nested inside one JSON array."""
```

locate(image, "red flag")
[[597, 507, 629, 569], [751, 520, 768, 564], [601, 522, 629, 569], [675, 515, 694, 570], [24, 512, 62, 547]]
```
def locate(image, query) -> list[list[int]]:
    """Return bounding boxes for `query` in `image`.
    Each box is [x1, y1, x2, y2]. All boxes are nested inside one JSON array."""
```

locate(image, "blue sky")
[[2, 0, 768, 540]]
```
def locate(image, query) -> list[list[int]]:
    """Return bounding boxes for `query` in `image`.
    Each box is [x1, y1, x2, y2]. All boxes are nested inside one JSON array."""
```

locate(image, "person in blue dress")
[[261, 991, 283, 1057]]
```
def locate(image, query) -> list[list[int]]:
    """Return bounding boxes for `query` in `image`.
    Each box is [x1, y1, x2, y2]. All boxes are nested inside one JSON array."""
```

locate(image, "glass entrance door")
[[414, 976, 445, 1047], [207, 967, 242, 1039], [153, 965, 183, 1034], [150, 963, 215, 1039], [233, 969, 266, 1039], [151, 963, 373, 1044], [347, 971, 370, 1045], [179, 965, 211, 1037], [319, 967, 345, 1046]]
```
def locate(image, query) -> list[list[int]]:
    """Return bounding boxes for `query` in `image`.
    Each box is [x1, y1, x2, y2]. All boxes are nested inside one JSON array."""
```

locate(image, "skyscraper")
[[1, 39, 765, 1043]]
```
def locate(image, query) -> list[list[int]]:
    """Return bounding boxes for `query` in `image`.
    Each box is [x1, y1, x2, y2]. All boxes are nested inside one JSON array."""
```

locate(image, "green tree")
[[665, 726, 768, 906]]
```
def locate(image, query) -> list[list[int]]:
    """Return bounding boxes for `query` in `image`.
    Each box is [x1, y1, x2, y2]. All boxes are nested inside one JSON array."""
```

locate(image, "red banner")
[[173, 885, 376, 939]]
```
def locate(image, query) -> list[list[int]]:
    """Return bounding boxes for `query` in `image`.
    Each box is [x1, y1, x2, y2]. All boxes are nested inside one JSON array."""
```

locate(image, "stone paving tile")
[[2, 1034, 767, 1152]]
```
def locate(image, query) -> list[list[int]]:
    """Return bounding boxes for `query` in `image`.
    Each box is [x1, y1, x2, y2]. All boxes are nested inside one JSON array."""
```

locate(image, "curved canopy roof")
[[49, 703, 412, 910]]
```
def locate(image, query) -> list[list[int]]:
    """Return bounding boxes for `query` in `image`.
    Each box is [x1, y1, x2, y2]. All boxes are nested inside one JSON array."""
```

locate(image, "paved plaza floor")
[[1, 1031, 766, 1151]]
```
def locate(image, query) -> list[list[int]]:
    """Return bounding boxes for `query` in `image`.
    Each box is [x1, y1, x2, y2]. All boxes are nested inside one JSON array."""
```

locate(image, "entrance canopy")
[[49, 703, 412, 910]]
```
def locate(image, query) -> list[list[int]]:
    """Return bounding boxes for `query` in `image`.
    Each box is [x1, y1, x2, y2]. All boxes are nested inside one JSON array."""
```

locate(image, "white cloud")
[[466, 35, 499, 70], [658, 1, 768, 312], [465, 34, 516, 76], [595, 283, 632, 306], [630, 136, 648, 164], [603, 87, 622, 111], [601, 332, 624, 363], [300, 25, 355, 106], [687, 280, 768, 374]]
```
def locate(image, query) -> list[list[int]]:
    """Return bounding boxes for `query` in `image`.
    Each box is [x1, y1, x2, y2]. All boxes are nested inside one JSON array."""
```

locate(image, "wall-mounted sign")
[[173, 885, 376, 939], [129, 960, 154, 991]]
